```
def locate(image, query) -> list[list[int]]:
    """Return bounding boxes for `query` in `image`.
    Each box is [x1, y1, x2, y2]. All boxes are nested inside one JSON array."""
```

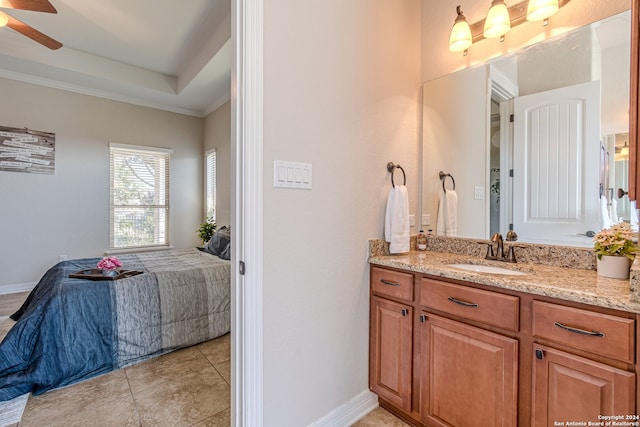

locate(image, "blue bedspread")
[[0, 249, 230, 401]]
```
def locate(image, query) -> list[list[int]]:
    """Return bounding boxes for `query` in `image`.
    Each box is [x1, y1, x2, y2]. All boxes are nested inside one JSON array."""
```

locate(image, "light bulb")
[[0, 11, 8, 28], [526, 0, 559, 22], [449, 6, 472, 53], [484, 0, 511, 39]]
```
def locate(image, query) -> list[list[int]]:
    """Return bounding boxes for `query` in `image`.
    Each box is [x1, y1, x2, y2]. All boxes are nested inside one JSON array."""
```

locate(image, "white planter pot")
[[596, 255, 632, 280]]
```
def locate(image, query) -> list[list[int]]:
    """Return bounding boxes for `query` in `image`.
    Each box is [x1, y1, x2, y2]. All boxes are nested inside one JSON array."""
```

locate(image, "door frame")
[[231, 0, 264, 425]]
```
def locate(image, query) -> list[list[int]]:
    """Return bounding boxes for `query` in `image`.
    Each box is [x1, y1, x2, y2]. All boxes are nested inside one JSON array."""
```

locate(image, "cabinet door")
[[420, 314, 518, 427], [532, 345, 635, 427], [370, 296, 413, 411]]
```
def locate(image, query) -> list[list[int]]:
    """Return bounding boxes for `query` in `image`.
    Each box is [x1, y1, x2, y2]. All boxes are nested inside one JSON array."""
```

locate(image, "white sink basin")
[[447, 263, 528, 276]]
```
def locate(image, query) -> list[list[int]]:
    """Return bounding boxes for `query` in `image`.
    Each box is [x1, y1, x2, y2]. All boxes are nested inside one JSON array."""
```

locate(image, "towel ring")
[[387, 162, 406, 188], [439, 171, 455, 192]]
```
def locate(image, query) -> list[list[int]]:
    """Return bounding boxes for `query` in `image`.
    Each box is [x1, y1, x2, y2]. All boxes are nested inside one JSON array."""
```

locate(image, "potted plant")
[[593, 222, 637, 279], [197, 217, 217, 244]]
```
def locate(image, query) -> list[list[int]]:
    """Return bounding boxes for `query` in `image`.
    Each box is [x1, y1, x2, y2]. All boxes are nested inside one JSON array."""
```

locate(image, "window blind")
[[206, 149, 216, 220], [109, 144, 171, 250]]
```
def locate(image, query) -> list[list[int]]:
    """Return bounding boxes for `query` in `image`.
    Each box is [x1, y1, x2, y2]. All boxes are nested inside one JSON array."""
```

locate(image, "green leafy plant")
[[197, 217, 217, 244], [593, 222, 637, 260]]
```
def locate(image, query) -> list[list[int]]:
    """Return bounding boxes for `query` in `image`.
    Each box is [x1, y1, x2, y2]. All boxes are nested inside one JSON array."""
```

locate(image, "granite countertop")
[[369, 250, 640, 314]]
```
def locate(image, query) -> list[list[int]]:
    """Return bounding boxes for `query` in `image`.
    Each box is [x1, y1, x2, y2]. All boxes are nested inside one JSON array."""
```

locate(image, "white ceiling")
[[0, 0, 232, 117]]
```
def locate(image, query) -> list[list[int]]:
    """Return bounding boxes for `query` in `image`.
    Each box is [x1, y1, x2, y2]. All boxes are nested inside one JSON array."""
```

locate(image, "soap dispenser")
[[417, 229, 427, 251]]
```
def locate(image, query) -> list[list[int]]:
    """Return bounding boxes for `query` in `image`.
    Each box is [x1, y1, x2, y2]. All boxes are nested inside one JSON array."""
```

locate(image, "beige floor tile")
[[0, 292, 29, 317], [19, 369, 139, 427], [351, 406, 412, 427], [125, 346, 214, 395], [0, 318, 15, 342], [196, 333, 230, 365], [214, 359, 231, 386], [191, 408, 230, 427], [133, 367, 230, 427]]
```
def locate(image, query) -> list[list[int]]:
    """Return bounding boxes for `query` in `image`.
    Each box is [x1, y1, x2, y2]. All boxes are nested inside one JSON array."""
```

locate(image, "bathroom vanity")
[[369, 245, 640, 427]]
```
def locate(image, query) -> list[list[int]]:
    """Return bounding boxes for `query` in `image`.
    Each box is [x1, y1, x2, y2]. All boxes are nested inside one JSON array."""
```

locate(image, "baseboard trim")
[[0, 282, 36, 295], [308, 389, 378, 427]]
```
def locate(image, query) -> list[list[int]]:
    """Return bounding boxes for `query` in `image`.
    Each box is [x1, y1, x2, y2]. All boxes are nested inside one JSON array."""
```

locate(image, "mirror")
[[421, 10, 632, 247]]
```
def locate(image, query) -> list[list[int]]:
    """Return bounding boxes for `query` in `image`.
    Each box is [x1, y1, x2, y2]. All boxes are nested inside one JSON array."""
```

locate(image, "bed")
[[0, 248, 230, 401]]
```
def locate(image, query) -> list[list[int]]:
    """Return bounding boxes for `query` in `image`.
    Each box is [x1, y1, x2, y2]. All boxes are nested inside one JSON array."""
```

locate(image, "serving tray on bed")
[[69, 269, 144, 281]]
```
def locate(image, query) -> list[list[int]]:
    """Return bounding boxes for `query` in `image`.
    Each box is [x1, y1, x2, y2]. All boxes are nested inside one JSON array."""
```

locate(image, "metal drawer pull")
[[553, 322, 605, 338], [380, 279, 400, 287], [447, 296, 479, 308]]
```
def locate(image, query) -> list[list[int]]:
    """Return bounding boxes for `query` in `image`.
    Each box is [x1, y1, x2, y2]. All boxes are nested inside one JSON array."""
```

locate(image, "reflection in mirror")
[[421, 10, 632, 247]]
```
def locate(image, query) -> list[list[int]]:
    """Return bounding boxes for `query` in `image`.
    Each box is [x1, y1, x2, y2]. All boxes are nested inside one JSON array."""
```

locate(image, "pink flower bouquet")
[[96, 256, 123, 271]]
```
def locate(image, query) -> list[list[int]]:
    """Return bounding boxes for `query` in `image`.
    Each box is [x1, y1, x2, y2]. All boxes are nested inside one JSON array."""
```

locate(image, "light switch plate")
[[422, 214, 430, 226], [273, 160, 312, 189], [474, 185, 485, 200], [409, 214, 415, 227]]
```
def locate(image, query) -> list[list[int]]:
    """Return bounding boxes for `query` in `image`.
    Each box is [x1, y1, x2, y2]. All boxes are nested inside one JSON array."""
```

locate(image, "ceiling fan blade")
[[0, 0, 57, 13], [6, 14, 62, 49]]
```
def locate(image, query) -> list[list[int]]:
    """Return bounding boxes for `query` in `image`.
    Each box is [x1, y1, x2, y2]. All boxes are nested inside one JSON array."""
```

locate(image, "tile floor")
[[1, 292, 405, 427]]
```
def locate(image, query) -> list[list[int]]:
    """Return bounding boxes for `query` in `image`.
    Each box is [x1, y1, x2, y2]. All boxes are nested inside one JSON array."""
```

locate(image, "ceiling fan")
[[0, 0, 62, 50]]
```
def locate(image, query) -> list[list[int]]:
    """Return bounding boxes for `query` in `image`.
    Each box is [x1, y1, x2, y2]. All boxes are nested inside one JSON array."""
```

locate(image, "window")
[[109, 143, 171, 250], [205, 149, 216, 220]]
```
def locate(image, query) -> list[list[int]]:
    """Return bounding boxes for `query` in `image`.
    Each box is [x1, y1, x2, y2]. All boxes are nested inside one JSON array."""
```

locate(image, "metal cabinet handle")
[[447, 296, 479, 308], [419, 314, 427, 323], [380, 279, 400, 287], [553, 321, 605, 338], [401, 308, 408, 317]]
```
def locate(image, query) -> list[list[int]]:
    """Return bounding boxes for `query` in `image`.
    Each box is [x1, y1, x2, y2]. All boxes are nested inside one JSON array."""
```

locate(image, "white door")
[[513, 81, 600, 246]]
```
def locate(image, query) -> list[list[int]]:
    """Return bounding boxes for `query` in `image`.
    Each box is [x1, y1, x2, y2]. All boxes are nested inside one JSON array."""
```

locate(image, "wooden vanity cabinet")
[[419, 313, 518, 427], [369, 265, 639, 427], [369, 267, 415, 412], [531, 301, 636, 426]]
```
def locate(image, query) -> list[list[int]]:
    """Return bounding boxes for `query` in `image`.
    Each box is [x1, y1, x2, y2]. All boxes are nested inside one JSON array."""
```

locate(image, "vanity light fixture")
[[484, 0, 511, 40], [449, 6, 473, 54], [621, 141, 630, 157], [450, 0, 570, 54], [0, 11, 8, 28]]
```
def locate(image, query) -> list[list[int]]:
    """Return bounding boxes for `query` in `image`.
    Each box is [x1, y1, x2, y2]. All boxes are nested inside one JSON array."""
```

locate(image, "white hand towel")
[[436, 189, 458, 237], [600, 195, 612, 229], [385, 185, 410, 254], [444, 190, 458, 237], [436, 191, 446, 236]]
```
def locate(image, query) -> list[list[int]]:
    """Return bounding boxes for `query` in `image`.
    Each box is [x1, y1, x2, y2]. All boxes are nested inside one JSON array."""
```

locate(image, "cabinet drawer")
[[371, 267, 414, 302], [420, 278, 519, 331], [532, 301, 635, 363]]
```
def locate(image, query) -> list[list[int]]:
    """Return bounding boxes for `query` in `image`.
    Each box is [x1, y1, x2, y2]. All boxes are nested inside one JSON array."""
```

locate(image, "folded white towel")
[[600, 195, 612, 229], [436, 189, 458, 237], [385, 185, 410, 254]]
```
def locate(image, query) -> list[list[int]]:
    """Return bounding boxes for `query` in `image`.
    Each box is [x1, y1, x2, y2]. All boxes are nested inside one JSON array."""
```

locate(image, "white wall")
[[0, 78, 204, 288], [204, 100, 231, 227], [261, 0, 421, 425]]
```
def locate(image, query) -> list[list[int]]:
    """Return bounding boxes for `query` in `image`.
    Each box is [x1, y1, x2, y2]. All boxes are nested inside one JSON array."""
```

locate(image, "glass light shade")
[[449, 15, 472, 52], [526, 0, 559, 22], [484, 1, 511, 39], [0, 11, 8, 28], [621, 144, 629, 157]]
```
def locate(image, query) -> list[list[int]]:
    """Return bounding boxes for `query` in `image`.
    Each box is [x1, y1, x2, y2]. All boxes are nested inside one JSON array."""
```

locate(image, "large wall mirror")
[[421, 9, 632, 247]]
